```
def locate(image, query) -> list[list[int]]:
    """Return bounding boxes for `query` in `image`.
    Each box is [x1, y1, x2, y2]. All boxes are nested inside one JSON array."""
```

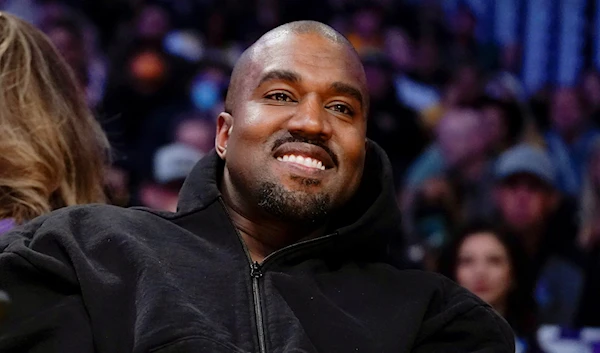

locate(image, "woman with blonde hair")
[[0, 12, 109, 232]]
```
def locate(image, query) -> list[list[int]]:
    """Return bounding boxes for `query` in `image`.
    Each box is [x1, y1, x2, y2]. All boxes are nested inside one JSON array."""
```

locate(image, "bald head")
[[225, 21, 364, 114]]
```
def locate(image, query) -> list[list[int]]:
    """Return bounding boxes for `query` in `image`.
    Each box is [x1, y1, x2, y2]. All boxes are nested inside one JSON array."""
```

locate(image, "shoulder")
[[392, 270, 515, 351], [0, 204, 171, 252]]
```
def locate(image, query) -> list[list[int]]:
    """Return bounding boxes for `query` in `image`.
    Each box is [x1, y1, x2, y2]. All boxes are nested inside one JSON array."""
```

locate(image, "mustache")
[[272, 136, 338, 166]]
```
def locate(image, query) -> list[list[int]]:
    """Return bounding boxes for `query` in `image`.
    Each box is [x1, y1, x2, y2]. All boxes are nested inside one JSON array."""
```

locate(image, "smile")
[[276, 154, 325, 170]]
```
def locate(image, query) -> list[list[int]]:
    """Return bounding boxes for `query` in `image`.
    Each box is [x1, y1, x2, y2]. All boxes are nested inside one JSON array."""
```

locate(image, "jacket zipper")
[[218, 197, 338, 353], [250, 261, 267, 353], [218, 198, 268, 353]]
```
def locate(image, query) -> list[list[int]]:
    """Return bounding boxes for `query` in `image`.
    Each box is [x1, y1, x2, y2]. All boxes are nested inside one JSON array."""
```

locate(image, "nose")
[[286, 93, 333, 141]]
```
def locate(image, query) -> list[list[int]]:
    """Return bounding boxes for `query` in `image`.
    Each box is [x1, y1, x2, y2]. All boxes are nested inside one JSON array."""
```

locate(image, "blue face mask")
[[191, 80, 219, 111]]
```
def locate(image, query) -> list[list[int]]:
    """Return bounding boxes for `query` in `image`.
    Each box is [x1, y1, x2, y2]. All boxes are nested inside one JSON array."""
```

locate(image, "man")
[[139, 142, 205, 212], [0, 21, 513, 352], [544, 87, 600, 197], [402, 108, 494, 251], [494, 144, 584, 325]]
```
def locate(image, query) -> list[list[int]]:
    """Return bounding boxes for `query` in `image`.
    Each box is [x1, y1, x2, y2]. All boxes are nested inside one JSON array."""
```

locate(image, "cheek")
[[337, 127, 366, 169], [528, 196, 546, 216], [456, 265, 475, 287], [489, 266, 512, 298]]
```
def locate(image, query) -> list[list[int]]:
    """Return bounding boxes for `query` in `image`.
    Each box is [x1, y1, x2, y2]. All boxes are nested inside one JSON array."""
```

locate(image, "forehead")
[[246, 32, 366, 93], [461, 233, 506, 253]]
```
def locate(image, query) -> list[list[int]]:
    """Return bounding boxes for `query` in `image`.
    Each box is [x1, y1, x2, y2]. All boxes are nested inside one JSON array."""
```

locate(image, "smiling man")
[[0, 21, 514, 352]]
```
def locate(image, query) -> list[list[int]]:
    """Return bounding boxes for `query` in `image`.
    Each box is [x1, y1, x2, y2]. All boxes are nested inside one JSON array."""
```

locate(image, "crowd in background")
[[3, 0, 600, 351]]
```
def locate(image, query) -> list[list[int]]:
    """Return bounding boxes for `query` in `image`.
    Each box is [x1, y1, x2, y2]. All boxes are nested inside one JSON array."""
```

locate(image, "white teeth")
[[276, 154, 326, 170]]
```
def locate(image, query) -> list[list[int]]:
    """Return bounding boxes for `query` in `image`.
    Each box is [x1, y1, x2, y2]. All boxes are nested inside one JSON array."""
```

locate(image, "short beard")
[[257, 179, 331, 224]]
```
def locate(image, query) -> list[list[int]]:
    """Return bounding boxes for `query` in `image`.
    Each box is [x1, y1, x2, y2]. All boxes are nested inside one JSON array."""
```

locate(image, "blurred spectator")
[[125, 60, 229, 197], [384, 27, 413, 74], [438, 222, 540, 353], [346, 3, 384, 56], [493, 144, 584, 325], [174, 117, 216, 153], [139, 113, 216, 212], [577, 141, 600, 327], [580, 69, 600, 127], [485, 43, 526, 103], [446, 3, 498, 72], [477, 96, 524, 156], [544, 87, 600, 198], [402, 108, 493, 266], [401, 36, 446, 111], [42, 16, 107, 108], [578, 139, 600, 252], [134, 4, 171, 44], [362, 54, 428, 186], [420, 62, 483, 132], [0, 13, 109, 231], [139, 142, 204, 212]]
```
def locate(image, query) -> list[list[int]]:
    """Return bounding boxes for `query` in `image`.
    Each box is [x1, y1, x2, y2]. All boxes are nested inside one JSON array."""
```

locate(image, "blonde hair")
[[0, 13, 110, 224]]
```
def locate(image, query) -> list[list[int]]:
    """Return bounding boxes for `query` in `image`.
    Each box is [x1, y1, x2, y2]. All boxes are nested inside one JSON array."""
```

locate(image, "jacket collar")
[[177, 140, 402, 261]]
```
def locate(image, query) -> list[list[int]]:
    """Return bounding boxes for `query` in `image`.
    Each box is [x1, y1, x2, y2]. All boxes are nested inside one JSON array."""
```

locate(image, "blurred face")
[[437, 110, 486, 168], [496, 174, 556, 232], [217, 32, 368, 223], [551, 88, 584, 136], [384, 29, 412, 71], [456, 233, 512, 308]]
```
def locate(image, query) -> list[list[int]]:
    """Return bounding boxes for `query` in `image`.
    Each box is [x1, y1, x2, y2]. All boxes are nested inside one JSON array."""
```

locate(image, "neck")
[[221, 185, 327, 263], [516, 225, 545, 257]]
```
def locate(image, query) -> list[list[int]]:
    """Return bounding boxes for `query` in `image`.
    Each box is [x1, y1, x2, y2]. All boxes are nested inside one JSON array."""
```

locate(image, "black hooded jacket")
[[0, 142, 514, 352]]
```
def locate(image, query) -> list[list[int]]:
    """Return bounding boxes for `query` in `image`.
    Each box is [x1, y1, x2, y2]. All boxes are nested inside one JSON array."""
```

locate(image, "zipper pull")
[[250, 261, 263, 278]]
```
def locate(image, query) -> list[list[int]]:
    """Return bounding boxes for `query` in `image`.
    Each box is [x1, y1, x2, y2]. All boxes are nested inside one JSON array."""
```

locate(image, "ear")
[[216, 112, 233, 160]]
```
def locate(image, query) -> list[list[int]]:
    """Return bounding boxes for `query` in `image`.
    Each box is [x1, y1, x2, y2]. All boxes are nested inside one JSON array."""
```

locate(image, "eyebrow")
[[330, 81, 364, 109], [257, 69, 301, 86]]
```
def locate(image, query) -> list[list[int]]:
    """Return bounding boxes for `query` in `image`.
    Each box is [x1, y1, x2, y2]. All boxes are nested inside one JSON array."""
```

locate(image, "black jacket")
[[0, 142, 514, 352]]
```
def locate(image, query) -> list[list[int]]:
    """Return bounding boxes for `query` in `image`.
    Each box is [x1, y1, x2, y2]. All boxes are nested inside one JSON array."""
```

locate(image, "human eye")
[[327, 102, 355, 116], [265, 92, 295, 102]]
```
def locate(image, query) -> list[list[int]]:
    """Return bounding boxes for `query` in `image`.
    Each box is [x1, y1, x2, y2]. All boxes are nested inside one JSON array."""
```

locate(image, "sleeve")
[[0, 216, 95, 352], [411, 277, 515, 353]]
